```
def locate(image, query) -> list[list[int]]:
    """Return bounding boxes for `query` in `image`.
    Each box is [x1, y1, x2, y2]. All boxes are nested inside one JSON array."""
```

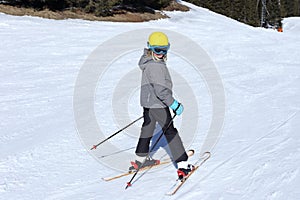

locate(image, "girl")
[[130, 32, 193, 180]]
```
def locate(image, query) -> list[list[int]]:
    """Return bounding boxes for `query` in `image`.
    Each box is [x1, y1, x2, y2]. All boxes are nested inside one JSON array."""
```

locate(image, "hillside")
[[0, 1, 299, 200], [0, 1, 189, 22]]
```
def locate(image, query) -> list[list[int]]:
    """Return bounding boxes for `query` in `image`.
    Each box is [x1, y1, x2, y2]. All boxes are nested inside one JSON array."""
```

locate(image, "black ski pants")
[[135, 107, 188, 163]]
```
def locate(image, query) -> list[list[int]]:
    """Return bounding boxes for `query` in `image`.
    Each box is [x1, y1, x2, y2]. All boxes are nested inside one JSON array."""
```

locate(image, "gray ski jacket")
[[139, 48, 175, 108]]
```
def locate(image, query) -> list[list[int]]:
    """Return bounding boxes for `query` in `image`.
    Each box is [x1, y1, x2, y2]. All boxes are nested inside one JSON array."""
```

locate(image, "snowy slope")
[[1, 1, 300, 200]]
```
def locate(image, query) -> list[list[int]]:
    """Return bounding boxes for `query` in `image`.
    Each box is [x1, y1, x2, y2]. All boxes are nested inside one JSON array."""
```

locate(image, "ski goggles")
[[148, 45, 170, 55]]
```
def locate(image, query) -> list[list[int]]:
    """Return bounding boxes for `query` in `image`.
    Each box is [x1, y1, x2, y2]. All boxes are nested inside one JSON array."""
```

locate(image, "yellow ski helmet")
[[148, 32, 170, 47]]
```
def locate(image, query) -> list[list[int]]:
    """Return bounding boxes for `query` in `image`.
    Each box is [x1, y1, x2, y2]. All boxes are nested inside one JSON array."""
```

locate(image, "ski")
[[165, 152, 211, 196], [102, 159, 171, 181], [102, 150, 195, 182]]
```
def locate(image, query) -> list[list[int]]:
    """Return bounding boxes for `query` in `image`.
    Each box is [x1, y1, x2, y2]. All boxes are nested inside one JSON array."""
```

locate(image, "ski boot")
[[177, 161, 195, 181], [129, 157, 160, 172]]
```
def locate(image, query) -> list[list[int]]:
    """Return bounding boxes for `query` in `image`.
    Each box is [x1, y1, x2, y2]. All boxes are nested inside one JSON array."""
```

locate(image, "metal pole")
[[261, 0, 267, 27], [90, 116, 143, 150]]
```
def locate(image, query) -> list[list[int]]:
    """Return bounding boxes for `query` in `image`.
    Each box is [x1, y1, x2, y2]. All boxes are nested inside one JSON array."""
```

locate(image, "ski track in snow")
[[1, 1, 300, 200]]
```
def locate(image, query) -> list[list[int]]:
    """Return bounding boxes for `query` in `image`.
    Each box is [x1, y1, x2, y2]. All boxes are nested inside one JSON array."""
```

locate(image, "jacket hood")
[[139, 48, 152, 70]]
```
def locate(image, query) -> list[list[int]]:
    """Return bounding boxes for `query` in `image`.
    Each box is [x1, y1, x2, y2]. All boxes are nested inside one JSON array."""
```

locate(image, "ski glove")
[[170, 100, 184, 115]]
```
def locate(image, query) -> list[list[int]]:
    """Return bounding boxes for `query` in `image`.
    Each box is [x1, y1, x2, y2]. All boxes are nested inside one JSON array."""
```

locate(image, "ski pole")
[[99, 147, 135, 158], [125, 114, 177, 189], [91, 116, 143, 150]]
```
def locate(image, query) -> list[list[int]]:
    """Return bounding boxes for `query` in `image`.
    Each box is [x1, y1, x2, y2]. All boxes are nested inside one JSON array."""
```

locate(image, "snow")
[[1, 1, 300, 199]]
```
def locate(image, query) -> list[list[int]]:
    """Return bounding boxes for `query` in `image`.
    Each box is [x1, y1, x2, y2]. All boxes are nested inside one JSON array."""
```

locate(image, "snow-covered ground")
[[1, 2, 300, 200]]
